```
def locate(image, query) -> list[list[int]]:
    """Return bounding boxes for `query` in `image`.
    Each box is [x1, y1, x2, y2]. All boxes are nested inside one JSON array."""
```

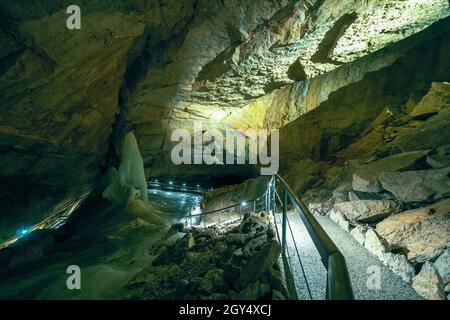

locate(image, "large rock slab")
[[239, 239, 281, 288], [364, 228, 390, 262], [376, 199, 450, 263], [380, 167, 450, 203], [412, 262, 446, 300], [383, 253, 415, 284], [426, 154, 450, 169], [334, 200, 401, 223], [410, 82, 450, 119], [350, 226, 366, 246], [352, 150, 429, 193], [329, 209, 350, 232], [434, 249, 450, 287]]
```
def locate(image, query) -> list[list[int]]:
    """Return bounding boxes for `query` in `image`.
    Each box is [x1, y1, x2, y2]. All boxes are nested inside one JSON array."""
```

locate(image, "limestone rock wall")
[[0, 0, 449, 242], [0, 2, 146, 240]]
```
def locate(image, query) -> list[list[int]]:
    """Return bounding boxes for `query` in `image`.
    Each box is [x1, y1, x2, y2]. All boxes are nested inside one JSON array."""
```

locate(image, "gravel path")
[[274, 211, 422, 300]]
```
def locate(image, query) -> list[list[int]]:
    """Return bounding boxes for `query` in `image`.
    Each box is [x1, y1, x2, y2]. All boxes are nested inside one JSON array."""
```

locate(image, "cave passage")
[[0, 1, 449, 302], [0, 185, 200, 299]]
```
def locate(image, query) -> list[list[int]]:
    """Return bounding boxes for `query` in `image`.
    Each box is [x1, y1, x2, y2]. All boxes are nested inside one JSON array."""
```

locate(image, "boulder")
[[202, 269, 226, 293], [437, 144, 450, 156], [187, 234, 195, 249], [412, 262, 446, 300], [329, 209, 350, 232], [331, 183, 352, 203], [393, 108, 450, 154], [352, 172, 383, 193], [308, 202, 332, 216], [350, 226, 366, 246], [152, 237, 188, 266], [239, 281, 271, 300], [349, 190, 389, 201], [426, 154, 450, 169], [380, 167, 450, 203], [348, 191, 360, 201], [376, 199, 450, 263], [282, 159, 323, 195], [352, 150, 429, 193], [272, 290, 285, 300], [383, 253, 415, 283], [410, 82, 450, 119], [434, 249, 450, 287], [239, 240, 281, 288], [364, 228, 389, 261], [334, 200, 400, 223], [223, 262, 242, 290]]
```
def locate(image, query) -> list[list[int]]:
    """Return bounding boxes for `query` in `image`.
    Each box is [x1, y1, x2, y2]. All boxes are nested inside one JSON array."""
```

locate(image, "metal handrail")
[[184, 191, 268, 227], [148, 181, 208, 193], [273, 173, 354, 300], [184, 174, 354, 300], [189, 192, 267, 218]]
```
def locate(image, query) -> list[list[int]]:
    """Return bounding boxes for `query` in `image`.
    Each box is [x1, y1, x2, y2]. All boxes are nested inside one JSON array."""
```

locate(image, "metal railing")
[[182, 174, 354, 300], [270, 174, 354, 300], [184, 191, 268, 228], [0, 195, 88, 250], [148, 180, 208, 195]]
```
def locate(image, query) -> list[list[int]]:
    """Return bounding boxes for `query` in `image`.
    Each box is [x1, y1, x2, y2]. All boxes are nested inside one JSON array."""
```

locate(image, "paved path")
[[274, 211, 422, 300]]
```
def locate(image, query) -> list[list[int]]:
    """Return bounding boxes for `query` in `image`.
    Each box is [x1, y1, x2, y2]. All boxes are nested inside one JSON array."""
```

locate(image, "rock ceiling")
[[122, 0, 450, 170], [0, 0, 449, 239]]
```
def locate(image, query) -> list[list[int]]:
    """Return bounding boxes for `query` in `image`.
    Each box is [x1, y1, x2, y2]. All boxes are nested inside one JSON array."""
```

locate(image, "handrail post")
[[189, 207, 192, 227], [281, 187, 287, 253], [265, 191, 268, 212], [272, 178, 276, 212]]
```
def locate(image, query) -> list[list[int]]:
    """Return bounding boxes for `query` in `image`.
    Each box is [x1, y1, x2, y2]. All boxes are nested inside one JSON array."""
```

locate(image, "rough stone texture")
[[0, 4, 146, 239], [426, 154, 450, 169], [434, 249, 450, 287], [351, 150, 429, 193], [376, 199, 450, 263], [349, 226, 366, 246], [329, 209, 350, 232], [201, 176, 269, 213], [0, 1, 449, 240], [239, 239, 281, 288], [281, 158, 323, 196], [410, 82, 450, 119], [334, 200, 401, 224], [412, 262, 446, 300], [331, 183, 352, 204], [383, 253, 415, 284], [279, 22, 450, 169], [380, 168, 450, 204], [308, 202, 332, 216], [364, 228, 390, 262], [125, 213, 287, 300]]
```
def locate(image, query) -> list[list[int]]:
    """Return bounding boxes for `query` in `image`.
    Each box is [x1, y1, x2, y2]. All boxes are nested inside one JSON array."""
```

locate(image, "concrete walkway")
[[274, 210, 422, 300]]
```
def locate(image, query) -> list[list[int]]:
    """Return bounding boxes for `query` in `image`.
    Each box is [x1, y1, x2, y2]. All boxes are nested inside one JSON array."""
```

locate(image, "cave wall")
[[278, 18, 450, 169], [0, 0, 449, 241], [0, 2, 146, 240]]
